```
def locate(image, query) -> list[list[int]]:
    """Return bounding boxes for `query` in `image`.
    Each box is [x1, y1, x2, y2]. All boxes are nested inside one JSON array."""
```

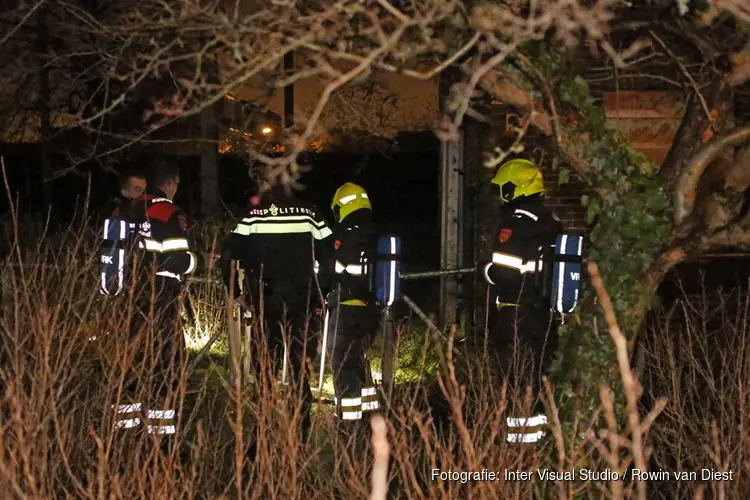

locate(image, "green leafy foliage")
[[558, 168, 570, 185], [529, 45, 674, 427]]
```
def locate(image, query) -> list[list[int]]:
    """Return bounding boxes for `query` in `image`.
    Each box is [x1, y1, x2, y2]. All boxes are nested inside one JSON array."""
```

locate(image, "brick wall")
[[542, 166, 588, 233]]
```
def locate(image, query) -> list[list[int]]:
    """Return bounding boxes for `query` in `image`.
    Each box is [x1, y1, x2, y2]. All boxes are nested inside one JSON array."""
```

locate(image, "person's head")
[[152, 159, 180, 200], [118, 168, 147, 199], [491, 158, 545, 205], [331, 182, 371, 223]]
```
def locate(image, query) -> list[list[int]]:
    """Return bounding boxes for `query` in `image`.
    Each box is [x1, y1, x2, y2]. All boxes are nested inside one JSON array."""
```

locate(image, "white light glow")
[[184, 327, 211, 350], [261, 126, 273, 135]]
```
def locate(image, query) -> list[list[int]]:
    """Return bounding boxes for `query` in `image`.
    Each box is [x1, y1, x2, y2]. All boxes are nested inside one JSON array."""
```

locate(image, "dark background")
[[2, 130, 749, 318], [0, 131, 443, 310]]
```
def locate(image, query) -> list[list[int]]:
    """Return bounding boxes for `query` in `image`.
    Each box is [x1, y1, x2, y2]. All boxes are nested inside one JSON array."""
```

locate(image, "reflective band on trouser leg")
[[147, 408, 176, 435], [361, 386, 380, 412], [339, 397, 363, 420], [506, 413, 548, 443], [112, 402, 143, 430], [335, 261, 363, 275]]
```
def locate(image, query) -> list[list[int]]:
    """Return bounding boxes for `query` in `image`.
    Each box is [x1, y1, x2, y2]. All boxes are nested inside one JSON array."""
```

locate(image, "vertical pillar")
[[283, 52, 294, 130], [462, 118, 484, 334], [200, 100, 219, 216], [439, 130, 464, 326]]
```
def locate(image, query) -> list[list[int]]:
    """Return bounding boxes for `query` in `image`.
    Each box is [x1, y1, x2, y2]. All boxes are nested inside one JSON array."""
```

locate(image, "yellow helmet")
[[491, 159, 545, 204], [331, 182, 371, 223]]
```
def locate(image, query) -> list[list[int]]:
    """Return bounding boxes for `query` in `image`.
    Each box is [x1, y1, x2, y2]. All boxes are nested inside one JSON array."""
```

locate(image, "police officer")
[[112, 160, 198, 443], [327, 183, 380, 429], [220, 171, 334, 445], [482, 158, 562, 444]]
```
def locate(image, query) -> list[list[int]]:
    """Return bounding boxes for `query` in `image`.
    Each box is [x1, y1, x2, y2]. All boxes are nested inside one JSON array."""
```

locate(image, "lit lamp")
[[261, 126, 273, 135]]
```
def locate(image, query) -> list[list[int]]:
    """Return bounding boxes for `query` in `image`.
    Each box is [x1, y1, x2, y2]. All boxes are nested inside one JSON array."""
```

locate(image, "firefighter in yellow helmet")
[[482, 158, 562, 445], [327, 182, 380, 430]]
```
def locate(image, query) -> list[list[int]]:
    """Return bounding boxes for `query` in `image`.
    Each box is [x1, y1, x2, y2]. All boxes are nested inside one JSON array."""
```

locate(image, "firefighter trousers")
[[113, 276, 184, 438], [488, 304, 558, 444], [487, 304, 558, 396], [248, 280, 317, 443], [326, 304, 379, 421]]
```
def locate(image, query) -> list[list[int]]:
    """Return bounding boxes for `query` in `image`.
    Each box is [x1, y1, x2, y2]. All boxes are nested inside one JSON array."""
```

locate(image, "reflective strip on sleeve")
[[507, 430, 545, 443], [341, 411, 362, 421], [483, 262, 495, 285], [514, 209, 539, 221], [147, 424, 176, 435], [233, 215, 333, 240], [147, 409, 176, 419], [185, 251, 197, 274], [491, 252, 543, 273], [335, 261, 363, 275]]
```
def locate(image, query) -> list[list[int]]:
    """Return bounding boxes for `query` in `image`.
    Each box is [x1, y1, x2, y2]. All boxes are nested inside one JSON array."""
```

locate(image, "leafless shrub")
[[643, 278, 750, 499], [0, 200, 746, 498]]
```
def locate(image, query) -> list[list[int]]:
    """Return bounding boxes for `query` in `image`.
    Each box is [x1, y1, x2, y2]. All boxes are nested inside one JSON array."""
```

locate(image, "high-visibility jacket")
[[332, 209, 374, 307], [221, 186, 335, 293], [483, 198, 562, 307], [130, 190, 198, 282]]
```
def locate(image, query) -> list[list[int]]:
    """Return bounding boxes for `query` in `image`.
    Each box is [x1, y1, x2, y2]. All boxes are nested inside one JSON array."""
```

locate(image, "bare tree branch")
[[649, 30, 715, 133], [674, 126, 750, 226]]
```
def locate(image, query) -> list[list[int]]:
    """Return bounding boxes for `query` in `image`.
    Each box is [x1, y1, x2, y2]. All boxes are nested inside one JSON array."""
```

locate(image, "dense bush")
[[0, 219, 746, 498]]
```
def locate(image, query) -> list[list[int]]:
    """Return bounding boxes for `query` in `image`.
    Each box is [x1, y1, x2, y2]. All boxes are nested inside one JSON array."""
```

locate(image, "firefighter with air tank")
[[325, 183, 381, 435], [481, 158, 568, 444]]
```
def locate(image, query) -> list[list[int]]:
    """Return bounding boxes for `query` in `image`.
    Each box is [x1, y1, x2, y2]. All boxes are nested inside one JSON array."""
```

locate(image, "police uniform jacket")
[[221, 185, 335, 295], [129, 190, 198, 282], [483, 197, 563, 308], [333, 209, 375, 306]]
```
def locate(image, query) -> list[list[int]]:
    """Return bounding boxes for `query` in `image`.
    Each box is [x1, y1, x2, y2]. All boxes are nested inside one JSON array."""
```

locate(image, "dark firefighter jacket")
[[333, 209, 375, 306], [129, 190, 198, 282], [220, 185, 335, 296], [483, 197, 563, 308], [104, 196, 126, 219], [102, 195, 139, 223]]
